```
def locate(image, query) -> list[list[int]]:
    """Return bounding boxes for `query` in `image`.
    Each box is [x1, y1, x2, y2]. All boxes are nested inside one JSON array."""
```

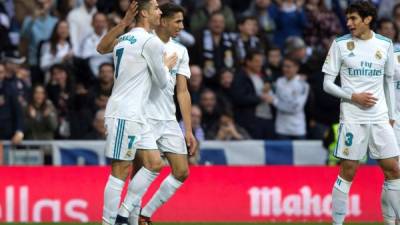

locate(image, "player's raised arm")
[[142, 37, 177, 89], [384, 42, 396, 121], [96, 1, 138, 54]]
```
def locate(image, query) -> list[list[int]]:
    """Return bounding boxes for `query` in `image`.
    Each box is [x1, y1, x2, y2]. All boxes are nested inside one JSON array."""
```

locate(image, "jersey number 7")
[[115, 48, 124, 79]]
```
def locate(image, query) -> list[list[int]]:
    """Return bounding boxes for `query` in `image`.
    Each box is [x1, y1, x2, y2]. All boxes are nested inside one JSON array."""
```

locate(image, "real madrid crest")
[[375, 50, 382, 60], [347, 41, 355, 51], [343, 148, 349, 156]]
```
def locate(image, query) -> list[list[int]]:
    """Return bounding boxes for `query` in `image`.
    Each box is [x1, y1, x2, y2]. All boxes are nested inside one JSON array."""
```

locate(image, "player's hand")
[[185, 132, 197, 156], [121, 1, 138, 26], [390, 119, 395, 127], [351, 92, 377, 108], [164, 52, 178, 70], [11, 131, 24, 145]]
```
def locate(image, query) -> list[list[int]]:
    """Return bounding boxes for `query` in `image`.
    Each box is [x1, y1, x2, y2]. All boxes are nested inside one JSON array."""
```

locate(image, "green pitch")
[[0, 223, 383, 225]]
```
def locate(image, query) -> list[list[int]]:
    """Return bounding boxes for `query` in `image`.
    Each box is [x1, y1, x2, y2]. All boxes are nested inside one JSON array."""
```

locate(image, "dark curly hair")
[[345, 0, 377, 27]]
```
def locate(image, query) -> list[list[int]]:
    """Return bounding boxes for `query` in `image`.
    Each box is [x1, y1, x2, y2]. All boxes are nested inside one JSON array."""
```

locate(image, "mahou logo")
[[248, 186, 361, 217], [0, 186, 89, 222]]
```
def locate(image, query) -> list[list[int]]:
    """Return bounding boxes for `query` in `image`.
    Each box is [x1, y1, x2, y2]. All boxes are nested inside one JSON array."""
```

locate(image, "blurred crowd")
[[0, 0, 399, 144]]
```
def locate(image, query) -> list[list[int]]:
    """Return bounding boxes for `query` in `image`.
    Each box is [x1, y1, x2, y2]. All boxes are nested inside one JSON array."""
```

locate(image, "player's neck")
[[155, 29, 170, 43], [356, 29, 373, 40], [136, 21, 151, 32]]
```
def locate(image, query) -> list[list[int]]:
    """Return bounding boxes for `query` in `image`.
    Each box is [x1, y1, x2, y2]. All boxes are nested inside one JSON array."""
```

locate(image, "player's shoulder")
[[375, 33, 392, 45], [169, 38, 188, 52], [335, 34, 352, 43]]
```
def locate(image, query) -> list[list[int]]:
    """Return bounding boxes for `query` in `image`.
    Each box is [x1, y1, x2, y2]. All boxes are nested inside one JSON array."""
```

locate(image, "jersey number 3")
[[115, 48, 124, 79]]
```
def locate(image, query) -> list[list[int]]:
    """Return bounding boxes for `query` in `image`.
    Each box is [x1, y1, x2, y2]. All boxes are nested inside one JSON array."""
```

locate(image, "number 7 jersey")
[[105, 27, 166, 124]]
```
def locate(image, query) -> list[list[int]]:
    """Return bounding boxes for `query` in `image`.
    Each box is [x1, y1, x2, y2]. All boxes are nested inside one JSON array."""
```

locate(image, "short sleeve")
[[177, 48, 190, 79], [322, 40, 341, 76]]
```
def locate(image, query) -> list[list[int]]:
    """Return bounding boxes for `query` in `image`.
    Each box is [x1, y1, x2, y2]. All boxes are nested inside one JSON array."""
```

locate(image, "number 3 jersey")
[[105, 27, 168, 124], [322, 32, 395, 123]]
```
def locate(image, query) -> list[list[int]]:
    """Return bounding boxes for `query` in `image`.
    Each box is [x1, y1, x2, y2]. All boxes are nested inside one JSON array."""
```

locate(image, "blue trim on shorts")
[[334, 124, 343, 157], [113, 120, 122, 158], [116, 119, 125, 158]]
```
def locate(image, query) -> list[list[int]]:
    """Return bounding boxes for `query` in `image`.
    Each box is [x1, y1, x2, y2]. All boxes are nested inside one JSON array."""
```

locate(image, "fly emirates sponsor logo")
[[0, 186, 89, 222], [248, 186, 361, 217]]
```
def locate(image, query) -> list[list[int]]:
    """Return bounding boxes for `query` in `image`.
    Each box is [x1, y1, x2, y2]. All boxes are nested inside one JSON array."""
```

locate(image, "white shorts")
[[334, 123, 400, 160], [105, 118, 157, 160], [148, 119, 187, 154]]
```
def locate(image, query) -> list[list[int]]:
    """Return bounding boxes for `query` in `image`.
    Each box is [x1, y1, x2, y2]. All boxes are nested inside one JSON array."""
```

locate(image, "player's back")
[[105, 28, 155, 123], [146, 39, 190, 121]]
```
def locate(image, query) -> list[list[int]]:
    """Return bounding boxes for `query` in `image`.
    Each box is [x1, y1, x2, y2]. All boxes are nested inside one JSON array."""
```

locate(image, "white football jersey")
[[146, 38, 191, 120], [322, 32, 395, 123], [105, 27, 168, 123], [394, 49, 400, 121]]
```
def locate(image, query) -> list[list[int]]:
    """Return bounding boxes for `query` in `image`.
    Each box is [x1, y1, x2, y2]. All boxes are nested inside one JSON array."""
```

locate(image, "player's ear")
[[160, 17, 166, 26], [139, 8, 148, 18], [364, 16, 372, 25]]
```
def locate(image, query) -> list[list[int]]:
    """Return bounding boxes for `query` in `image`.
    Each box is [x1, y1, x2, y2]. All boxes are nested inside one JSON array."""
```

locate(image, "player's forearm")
[[96, 22, 128, 54], [323, 73, 352, 100], [384, 74, 396, 120], [177, 90, 193, 134]]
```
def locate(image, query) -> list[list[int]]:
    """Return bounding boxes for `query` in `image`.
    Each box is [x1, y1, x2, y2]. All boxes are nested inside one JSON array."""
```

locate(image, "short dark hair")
[[99, 62, 114, 71], [49, 63, 68, 74], [160, 2, 185, 18], [135, 0, 152, 21], [238, 15, 257, 25], [283, 56, 301, 67], [345, 0, 377, 26], [244, 49, 263, 62]]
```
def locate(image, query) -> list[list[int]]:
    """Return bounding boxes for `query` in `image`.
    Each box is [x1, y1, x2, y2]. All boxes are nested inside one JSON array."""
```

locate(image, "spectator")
[[199, 88, 221, 133], [90, 62, 114, 97], [180, 104, 205, 142], [0, 62, 24, 144], [79, 12, 112, 76], [285, 36, 320, 78], [265, 46, 282, 82], [393, 3, 400, 33], [68, 82, 95, 139], [84, 109, 106, 139], [67, 0, 97, 55], [189, 65, 204, 105], [377, 18, 400, 48], [304, 0, 342, 51], [215, 68, 234, 111], [273, 0, 307, 49], [3, 50, 31, 108], [266, 57, 309, 139], [46, 64, 74, 138], [190, 0, 236, 33], [234, 15, 263, 63], [230, 50, 271, 139], [244, 0, 277, 43], [20, 0, 58, 83], [40, 20, 74, 73], [206, 110, 251, 140], [378, 0, 400, 19], [191, 12, 236, 88], [24, 85, 58, 140]]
